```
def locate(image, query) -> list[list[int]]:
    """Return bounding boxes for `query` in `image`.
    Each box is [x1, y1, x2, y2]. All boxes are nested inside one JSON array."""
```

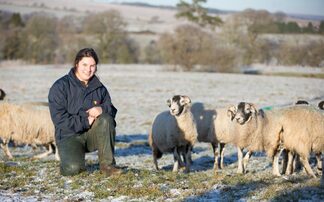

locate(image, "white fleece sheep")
[[0, 102, 58, 160], [191, 102, 234, 172], [148, 95, 198, 173], [282, 100, 323, 176], [230, 103, 324, 179], [277, 105, 324, 178], [228, 102, 284, 175]]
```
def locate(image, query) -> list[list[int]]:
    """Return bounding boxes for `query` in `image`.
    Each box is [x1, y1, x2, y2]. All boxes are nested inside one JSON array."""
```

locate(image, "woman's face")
[[75, 56, 97, 85]]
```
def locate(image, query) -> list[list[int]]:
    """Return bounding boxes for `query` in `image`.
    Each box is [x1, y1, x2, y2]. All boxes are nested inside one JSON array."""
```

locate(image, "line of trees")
[[0, 7, 323, 71], [0, 10, 139, 64]]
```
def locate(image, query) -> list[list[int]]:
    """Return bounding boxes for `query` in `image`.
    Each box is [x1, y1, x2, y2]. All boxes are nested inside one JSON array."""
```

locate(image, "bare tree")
[[19, 14, 58, 63], [83, 10, 138, 63]]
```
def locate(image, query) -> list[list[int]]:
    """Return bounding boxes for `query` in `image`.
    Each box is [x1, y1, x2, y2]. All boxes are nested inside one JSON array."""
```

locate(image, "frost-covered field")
[[0, 64, 324, 201]]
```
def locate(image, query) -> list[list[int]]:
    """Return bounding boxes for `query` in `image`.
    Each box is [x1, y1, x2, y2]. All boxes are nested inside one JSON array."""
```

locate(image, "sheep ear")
[[166, 99, 171, 107], [258, 109, 265, 118], [227, 105, 236, 121], [248, 103, 257, 114], [181, 95, 191, 105]]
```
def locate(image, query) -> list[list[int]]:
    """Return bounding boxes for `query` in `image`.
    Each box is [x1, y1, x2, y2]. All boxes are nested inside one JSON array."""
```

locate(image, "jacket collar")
[[68, 68, 102, 90]]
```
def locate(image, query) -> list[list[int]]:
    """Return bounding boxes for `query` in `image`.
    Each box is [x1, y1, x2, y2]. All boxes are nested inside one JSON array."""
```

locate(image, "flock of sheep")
[[1, 87, 324, 186], [148, 95, 324, 186]]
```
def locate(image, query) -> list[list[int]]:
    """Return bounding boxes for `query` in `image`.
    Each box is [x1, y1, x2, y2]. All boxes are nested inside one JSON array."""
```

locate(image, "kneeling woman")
[[48, 48, 121, 176]]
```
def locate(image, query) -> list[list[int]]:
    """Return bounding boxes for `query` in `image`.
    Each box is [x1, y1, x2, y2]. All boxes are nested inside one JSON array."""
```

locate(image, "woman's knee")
[[96, 113, 116, 127]]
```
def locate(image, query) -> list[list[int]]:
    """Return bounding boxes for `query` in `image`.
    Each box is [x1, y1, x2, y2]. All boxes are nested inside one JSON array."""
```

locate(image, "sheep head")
[[167, 95, 191, 116], [231, 102, 257, 125]]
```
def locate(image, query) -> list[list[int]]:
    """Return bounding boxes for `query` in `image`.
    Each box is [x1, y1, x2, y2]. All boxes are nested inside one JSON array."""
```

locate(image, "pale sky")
[[110, 0, 324, 16]]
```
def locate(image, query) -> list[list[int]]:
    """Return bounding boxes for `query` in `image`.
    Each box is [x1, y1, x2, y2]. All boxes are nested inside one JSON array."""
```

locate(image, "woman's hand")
[[87, 106, 103, 118], [88, 116, 96, 125]]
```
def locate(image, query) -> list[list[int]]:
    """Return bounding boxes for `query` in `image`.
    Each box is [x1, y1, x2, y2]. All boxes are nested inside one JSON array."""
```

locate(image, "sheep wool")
[[149, 95, 198, 173], [279, 105, 324, 178], [0, 102, 57, 160]]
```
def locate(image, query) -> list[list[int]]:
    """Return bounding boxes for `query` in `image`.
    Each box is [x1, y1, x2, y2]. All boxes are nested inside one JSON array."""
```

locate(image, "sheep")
[[191, 102, 234, 172], [318, 100, 324, 186], [148, 95, 198, 173], [227, 102, 285, 175], [0, 89, 5, 100], [0, 102, 58, 160], [277, 105, 324, 178], [282, 100, 323, 175]]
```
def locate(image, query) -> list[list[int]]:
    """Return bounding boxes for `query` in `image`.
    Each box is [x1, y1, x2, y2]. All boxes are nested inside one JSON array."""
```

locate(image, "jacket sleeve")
[[48, 82, 90, 134], [100, 87, 117, 119]]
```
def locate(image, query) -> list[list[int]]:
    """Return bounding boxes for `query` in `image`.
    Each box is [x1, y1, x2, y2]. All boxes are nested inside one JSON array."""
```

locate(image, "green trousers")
[[57, 113, 116, 176]]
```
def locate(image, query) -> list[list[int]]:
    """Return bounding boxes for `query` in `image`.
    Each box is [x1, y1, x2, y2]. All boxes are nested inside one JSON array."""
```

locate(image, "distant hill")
[[287, 13, 324, 21], [119, 2, 175, 10], [118, 1, 236, 15], [118, 1, 323, 21]]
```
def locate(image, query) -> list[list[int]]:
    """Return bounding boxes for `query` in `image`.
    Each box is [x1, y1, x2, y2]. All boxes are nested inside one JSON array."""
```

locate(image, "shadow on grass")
[[185, 174, 318, 201], [115, 143, 152, 157], [270, 184, 324, 201], [115, 134, 151, 157], [116, 134, 148, 143]]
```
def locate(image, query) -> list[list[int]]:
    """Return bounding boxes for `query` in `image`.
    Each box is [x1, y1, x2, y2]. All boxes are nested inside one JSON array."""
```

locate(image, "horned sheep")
[[148, 95, 198, 173], [230, 102, 324, 180], [0, 102, 58, 160], [227, 102, 285, 175]]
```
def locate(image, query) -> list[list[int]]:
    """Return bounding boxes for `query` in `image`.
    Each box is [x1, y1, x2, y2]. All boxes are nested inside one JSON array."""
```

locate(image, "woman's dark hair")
[[74, 48, 99, 67]]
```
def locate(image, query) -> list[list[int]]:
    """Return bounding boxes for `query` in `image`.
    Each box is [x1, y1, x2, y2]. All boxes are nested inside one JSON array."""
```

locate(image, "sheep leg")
[[172, 147, 180, 172], [316, 152, 322, 171], [237, 147, 244, 174], [281, 149, 288, 175], [285, 151, 295, 175], [152, 148, 160, 170], [212, 142, 219, 170], [272, 149, 282, 176], [32, 144, 53, 159], [293, 154, 302, 172], [184, 145, 192, 173], [321, 155, 324, 187], [243, 150, 253, 173], [0, 142, 13, 159], [299, 156, 317, 178], [219, 143, 226, 169], [178, 147, 186, 168], [187, 146, 193, 164]]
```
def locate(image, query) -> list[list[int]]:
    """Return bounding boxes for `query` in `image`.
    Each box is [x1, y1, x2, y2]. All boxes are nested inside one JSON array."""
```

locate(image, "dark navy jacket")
[[48, 68, 117, 141]]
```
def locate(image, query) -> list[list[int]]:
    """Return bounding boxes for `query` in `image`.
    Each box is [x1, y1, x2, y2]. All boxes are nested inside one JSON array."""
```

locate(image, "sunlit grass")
[[1, 157, 324, 201]]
